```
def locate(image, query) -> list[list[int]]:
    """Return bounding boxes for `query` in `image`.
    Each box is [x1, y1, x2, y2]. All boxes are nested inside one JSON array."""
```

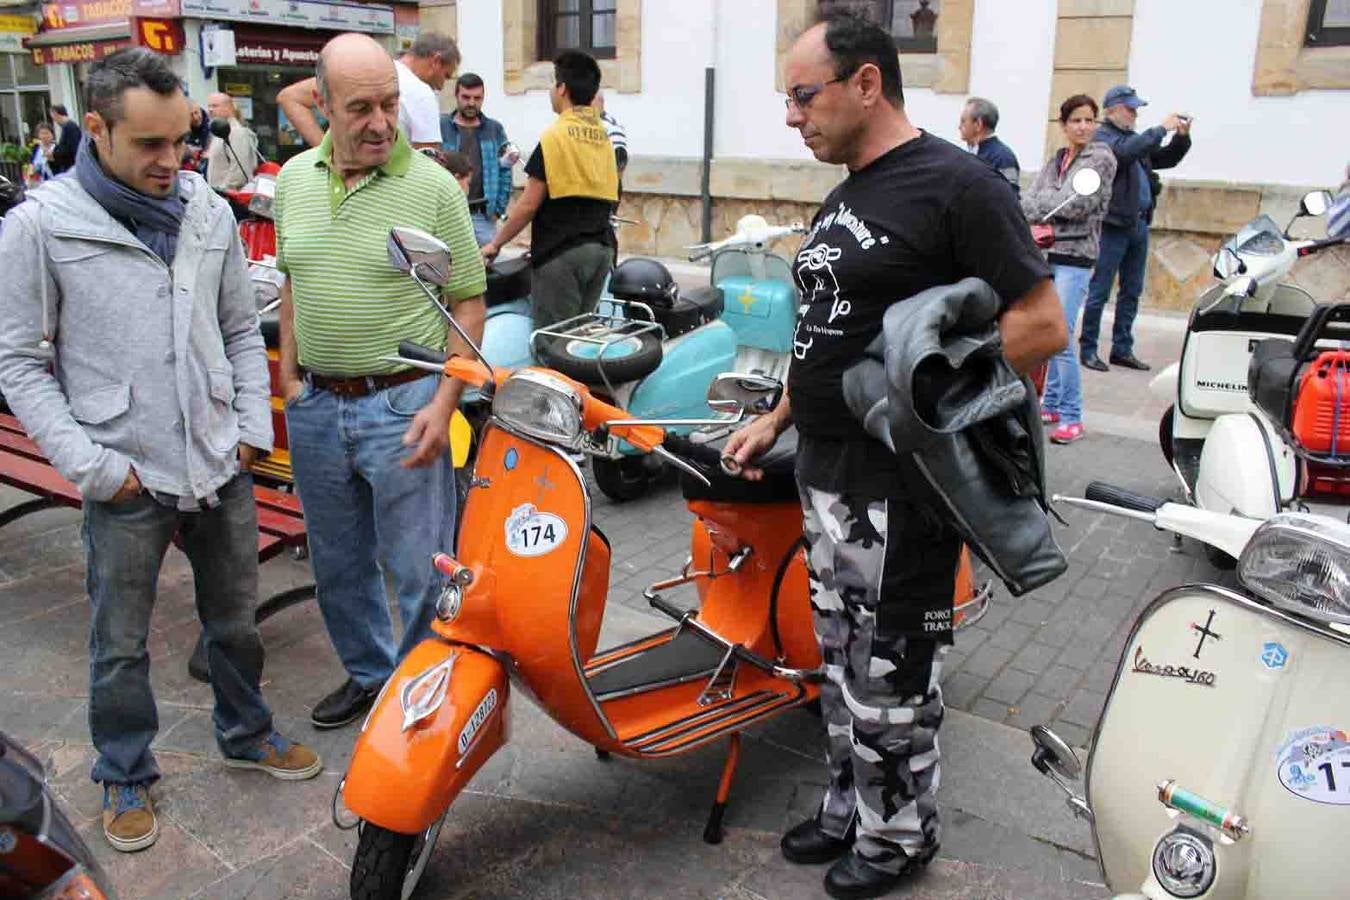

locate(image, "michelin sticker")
[[458, 688, 498, 755], [1275, 725, 1350, 804], [504, 503, 567, 557]]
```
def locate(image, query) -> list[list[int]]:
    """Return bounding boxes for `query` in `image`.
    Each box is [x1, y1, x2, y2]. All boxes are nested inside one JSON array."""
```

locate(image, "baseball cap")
[[1103, 85, 1148, 110]]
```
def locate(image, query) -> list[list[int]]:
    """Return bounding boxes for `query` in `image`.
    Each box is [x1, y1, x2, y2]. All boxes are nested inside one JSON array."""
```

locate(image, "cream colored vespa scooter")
[[1030, 481, 1350, 899]]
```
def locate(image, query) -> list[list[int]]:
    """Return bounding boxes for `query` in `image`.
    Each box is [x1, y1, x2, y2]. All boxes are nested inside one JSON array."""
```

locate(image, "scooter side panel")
[[1087, 587, 1350, 897], [716, 276, 797, 354], [481, 302, 537, 370], [1194, 413, 1293, 517], [344, 640, 508, 835], [626, 321, 737, 424]]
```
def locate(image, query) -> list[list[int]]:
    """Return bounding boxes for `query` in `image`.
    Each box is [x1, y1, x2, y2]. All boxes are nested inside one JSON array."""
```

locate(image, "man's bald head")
[[206, 92, 235, 120], [316, 32, 395, 104]]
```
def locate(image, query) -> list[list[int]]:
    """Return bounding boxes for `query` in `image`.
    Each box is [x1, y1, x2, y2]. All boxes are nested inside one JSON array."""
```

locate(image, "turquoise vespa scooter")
[[472, 215, 804, 501]]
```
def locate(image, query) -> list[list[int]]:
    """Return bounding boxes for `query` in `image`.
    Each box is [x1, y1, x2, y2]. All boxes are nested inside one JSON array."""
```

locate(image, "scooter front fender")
[[343, 639, 508, 835]]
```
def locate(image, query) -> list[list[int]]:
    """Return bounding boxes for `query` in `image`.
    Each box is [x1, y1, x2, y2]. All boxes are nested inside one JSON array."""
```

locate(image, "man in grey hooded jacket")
[[0, 47, 320, 855]]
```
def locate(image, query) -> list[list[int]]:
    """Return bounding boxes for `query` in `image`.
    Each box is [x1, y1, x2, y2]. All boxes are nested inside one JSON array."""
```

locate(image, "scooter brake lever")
[[652, 445, 710, 487]]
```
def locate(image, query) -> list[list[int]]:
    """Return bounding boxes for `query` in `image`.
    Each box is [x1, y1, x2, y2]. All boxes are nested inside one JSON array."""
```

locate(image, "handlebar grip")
[[397, 341, 448, 367], [1084, 481, 1165, 513]]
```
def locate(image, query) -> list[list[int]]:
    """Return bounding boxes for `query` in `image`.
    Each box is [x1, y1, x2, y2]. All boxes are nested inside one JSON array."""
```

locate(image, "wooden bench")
[[0, 413, 315, 683]]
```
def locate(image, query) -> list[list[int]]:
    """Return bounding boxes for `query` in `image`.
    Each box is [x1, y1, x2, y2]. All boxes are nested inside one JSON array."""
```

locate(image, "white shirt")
[[395, 59, 442, 145]]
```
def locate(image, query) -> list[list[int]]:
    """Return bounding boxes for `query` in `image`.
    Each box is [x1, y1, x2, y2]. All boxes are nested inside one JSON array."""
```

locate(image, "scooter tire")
[[350, 822, 418, 900], [535, 330, 662, 385], [593, 455, 659, 503], [1159, 404, 1175, 468]]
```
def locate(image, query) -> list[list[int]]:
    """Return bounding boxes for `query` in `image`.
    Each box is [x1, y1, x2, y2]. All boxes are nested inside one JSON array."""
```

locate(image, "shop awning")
[[24, 21, 131, 64]]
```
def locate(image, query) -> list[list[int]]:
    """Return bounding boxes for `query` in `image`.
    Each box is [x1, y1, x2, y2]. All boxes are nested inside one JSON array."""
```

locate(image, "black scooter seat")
[[486, 256, 532, 308], [679, 428, 799, 504]]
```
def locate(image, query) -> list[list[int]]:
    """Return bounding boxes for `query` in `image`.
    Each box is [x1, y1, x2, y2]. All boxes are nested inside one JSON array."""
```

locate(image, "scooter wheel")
[[1159, 405, 1175, 468], [351, 815, 446, 900], [593, 455, 661, 503], [535, 330, 662, 385]]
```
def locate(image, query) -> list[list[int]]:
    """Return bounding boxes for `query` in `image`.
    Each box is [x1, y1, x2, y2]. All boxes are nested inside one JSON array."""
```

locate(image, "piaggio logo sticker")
[[1260, 641, 1289, 671]]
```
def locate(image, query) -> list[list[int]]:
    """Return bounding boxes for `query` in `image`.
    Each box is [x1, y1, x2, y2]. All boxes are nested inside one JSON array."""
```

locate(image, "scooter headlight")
[[1151, 827, 1215, 898], [492, 369, 584, 448], [1238, 513, 1350, 626]]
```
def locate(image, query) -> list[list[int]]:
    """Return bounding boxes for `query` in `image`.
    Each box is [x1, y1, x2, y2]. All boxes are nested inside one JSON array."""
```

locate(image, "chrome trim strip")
[[637, 690, 802, 755], [584, 627, 679, 674], [627, 691, 778, 745]]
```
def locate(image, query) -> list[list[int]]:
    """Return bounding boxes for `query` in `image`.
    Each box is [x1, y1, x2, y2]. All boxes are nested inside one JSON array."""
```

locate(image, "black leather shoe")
[[1080, 354, 1109, 372], [781, 815, 855, 864], [311, 678, 378, 729], [1109, 353, 1151, 371], [824, 848, 937, 899]]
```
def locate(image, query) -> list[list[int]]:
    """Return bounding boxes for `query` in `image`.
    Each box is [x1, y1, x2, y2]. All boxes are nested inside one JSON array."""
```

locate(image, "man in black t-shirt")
[[725, 15, 1064, 900], [482, 52, 618, 329]]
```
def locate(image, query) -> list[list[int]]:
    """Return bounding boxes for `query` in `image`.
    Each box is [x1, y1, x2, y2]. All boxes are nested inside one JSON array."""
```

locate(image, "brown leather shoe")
[[102, 783, 158, 852], [224, 731, 323, 780]]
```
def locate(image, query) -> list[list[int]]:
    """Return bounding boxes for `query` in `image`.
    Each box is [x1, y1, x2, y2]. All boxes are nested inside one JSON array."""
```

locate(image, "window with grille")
[[817, 0, 940, 53], [1306, 0, 1350, 46], [538, 0, 617, 60]]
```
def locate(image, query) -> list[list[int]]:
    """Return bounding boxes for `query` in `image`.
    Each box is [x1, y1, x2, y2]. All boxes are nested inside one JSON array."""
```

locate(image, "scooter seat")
[[486, 256, 532, 308], [1249, 337, 1299, 425], [683, 286, 724, 318], [679, 427, 799, 504]]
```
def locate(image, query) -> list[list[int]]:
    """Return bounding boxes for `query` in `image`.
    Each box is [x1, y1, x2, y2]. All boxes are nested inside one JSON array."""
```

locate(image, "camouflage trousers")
[[798, 481, 960, 873]]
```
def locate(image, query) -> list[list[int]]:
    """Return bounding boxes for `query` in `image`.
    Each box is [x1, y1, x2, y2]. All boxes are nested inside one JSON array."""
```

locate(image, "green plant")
[[0, 143, 30, 164]]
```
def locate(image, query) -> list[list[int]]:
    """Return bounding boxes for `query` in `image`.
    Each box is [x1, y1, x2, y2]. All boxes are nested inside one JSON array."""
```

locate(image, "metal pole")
[[700, 65, 715, 244]]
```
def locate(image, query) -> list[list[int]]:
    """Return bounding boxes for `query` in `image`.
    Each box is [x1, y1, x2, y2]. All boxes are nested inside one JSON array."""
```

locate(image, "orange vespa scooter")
[[338, 228, 993, 900]]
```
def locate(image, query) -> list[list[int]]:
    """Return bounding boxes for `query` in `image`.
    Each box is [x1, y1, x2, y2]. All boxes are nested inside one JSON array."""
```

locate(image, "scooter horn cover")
[[609, 257, 678, 308]]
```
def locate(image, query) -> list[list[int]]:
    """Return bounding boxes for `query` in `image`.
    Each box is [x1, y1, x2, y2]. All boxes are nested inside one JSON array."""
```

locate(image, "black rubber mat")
[[587, 628, 726, 699]]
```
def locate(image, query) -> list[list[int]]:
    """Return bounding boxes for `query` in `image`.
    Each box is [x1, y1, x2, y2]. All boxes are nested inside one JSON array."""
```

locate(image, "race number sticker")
[[504, 503, 568, 557], [1275, 725, 1350, 804]]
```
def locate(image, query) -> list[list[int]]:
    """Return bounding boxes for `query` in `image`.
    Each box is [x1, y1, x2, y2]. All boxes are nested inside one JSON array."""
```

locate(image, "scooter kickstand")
[[703, 733, 742, 845]]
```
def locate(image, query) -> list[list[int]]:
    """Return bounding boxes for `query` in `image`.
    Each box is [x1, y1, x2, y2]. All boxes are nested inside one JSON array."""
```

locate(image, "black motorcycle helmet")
[[0, 174, 24, 219], [608, 257, 678, 308]]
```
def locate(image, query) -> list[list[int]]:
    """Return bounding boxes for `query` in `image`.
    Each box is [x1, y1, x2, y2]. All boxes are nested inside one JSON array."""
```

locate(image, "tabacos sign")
[[40, 0, 132, 30], [31, 38, 129, 64]]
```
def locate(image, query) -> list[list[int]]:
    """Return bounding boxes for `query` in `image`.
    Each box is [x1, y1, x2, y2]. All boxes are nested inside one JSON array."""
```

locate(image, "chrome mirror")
[[1300, 189, 1333, 218], [1070, 167, 1102, 197], [1030, 724, 1082, 780], [707, 373, 783, 416], [388, 227, 452, 286]]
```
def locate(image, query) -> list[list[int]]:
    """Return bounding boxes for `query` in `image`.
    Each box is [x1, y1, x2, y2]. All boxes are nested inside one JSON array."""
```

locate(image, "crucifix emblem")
[[534, 469, 557, 502], [1190, 609, 1222, 659]]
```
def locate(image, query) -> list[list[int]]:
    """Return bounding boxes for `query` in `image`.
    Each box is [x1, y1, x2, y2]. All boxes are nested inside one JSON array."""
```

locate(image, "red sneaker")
[[1040, 410, 1060, 425], [1050, 423, 1085, 444]]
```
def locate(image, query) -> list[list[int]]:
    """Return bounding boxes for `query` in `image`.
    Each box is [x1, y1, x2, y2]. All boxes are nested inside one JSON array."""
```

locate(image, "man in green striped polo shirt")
[[273, 33, 487, 728]]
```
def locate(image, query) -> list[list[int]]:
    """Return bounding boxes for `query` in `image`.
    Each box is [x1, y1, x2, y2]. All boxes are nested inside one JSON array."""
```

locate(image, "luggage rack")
[[529, 300, 665, 396]]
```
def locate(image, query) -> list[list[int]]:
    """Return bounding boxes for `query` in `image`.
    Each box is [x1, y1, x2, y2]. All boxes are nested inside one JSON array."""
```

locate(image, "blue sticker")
[[1260, 641, 1289, 671], [504, 448, 519, 471]]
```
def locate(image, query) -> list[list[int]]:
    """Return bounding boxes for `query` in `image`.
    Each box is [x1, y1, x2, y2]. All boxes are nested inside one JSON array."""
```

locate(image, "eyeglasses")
[[784, 73, 852, 110]]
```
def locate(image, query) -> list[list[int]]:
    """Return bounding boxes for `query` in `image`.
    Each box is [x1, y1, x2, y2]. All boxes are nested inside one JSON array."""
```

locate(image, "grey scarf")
[[74, 137, 185, 266]]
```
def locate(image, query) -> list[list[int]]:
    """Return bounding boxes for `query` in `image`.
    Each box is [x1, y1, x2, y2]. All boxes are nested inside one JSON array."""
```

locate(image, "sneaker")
[[1050, 423, 1086, 444], [102, 782, 158, 853], [1040, 409, 1060, 425], [224, 731, 323, 781]]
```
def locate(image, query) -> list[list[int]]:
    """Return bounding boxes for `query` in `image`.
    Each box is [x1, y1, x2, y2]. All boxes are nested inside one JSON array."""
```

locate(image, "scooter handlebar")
[[398, 341, 448, 367], [661, 433, 725, 469]]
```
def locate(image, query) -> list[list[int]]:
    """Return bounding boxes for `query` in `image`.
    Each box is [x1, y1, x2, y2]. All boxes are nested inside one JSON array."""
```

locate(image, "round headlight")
[[492, 369, 584, 448], [1239, 513, 1350, 626], [1151, 828, 1215, 898], [436, 582, 463, 622]]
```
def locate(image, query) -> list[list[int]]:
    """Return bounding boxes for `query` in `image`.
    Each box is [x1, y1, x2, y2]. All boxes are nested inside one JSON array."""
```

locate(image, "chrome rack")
[[528, 299, 666, 397]]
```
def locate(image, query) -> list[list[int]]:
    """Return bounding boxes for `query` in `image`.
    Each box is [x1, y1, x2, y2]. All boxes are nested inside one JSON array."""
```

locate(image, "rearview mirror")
[[388, 227, 452, 286], [1029, 724, 1082, 781], [1212, 246, 1245, 279], [209, 117, 231, 140], [1300, 189, 1333, 218], [707, 373, 783, 416], [1070, 167, 1102, 197]]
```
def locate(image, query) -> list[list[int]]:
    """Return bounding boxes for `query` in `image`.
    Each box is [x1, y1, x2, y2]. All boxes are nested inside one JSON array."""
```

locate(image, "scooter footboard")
[[343, 640, 509, 834]]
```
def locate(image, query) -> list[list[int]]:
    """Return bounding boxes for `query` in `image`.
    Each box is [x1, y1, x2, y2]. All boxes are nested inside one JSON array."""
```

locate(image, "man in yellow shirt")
[[482, 51, 618, 328]]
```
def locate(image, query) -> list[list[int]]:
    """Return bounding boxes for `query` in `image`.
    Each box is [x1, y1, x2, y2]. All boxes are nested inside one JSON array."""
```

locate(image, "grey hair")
[[85, 47, 182, 127], [964, 97, 999, 132], [408, 32, 461, 70]]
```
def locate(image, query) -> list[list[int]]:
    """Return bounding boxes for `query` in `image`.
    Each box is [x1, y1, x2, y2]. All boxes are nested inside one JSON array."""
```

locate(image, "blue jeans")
[[471, 212, 496, 247], [284, 374, 456, 690], [85, 472, 272, 785], [1079, 217, 1150, 360], [1043, 265, 1092, 425]]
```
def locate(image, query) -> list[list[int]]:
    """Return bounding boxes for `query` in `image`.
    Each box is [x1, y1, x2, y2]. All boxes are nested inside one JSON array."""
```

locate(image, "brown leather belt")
[[304, 368, 428, 398]]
